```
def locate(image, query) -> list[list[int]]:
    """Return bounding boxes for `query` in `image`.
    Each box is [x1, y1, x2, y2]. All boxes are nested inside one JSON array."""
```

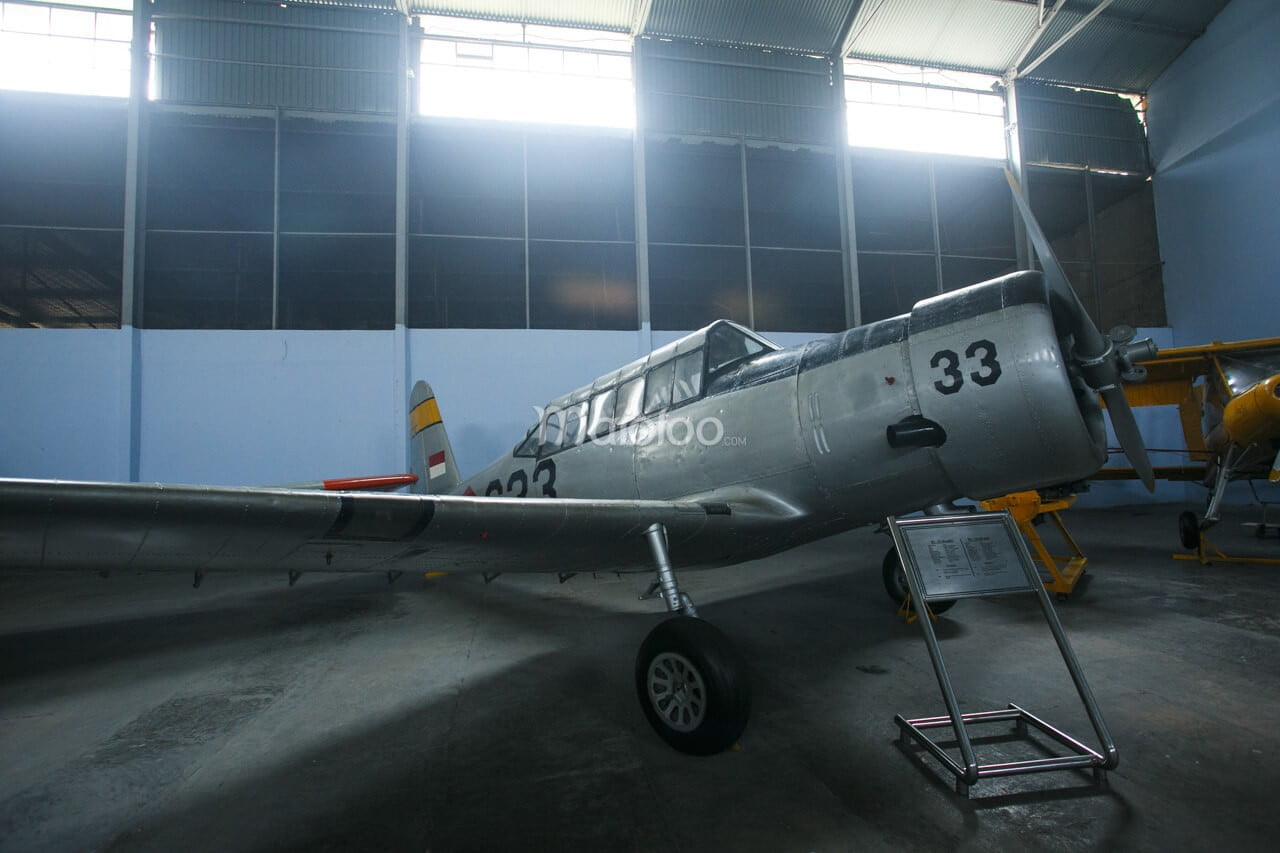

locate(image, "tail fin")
[[409, 380, 461, 494]]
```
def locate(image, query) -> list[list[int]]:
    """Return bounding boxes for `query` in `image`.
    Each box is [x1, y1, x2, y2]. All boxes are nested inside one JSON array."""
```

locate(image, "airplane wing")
[[0, 479, 743, 577]]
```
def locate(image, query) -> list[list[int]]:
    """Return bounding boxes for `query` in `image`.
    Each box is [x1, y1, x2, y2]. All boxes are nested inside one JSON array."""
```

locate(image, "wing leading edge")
[[0, 479, 745, 577]]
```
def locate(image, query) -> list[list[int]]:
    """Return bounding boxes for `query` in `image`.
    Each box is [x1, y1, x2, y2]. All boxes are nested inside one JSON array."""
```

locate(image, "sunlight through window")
[[418, 16, 633, 129], [0, 1, 132, 98], [845, 60, 1005, 160]]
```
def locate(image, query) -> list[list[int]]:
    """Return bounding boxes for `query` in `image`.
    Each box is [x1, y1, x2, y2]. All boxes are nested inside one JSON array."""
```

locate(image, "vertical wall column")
[[631, 42, 652, 350], [394, 13, 412, 468], [121, 2, 152, 481], [830, 64, 861, 329]]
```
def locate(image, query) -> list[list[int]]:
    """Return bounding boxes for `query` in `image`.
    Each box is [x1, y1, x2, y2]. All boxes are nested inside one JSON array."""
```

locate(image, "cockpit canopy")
[[516, 320, 777, 458]]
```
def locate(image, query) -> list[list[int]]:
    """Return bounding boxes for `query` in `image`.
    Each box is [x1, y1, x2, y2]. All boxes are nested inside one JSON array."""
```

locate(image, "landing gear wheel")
[[882, 547, 955, 615], [1178, 511, 1201, 550], [635, 616, 751, 755]]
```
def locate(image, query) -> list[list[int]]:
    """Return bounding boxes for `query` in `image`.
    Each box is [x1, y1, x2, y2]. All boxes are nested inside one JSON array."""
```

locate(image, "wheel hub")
[[646, 652, 707, 733]]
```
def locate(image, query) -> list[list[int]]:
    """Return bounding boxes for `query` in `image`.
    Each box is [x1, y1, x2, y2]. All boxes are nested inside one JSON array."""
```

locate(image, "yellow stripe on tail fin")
[[409, 380, 461, 494]]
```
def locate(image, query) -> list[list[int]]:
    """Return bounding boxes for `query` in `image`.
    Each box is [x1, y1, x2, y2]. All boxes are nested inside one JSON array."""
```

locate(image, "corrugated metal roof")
[[644, 0, 859, 53], [272, 0, 1229, 93], [843, 0, 1037, 74], [843, 0, 1229, 92], [409, 1, 641, 31]]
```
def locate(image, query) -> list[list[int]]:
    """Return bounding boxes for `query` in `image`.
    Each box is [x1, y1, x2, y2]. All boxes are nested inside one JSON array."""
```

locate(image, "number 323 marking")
[[930, 340, 1002, 395]]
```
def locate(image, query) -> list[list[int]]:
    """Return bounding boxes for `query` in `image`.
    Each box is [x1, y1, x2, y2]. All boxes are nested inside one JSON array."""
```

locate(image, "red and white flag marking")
[[428, 450, 447, 480]]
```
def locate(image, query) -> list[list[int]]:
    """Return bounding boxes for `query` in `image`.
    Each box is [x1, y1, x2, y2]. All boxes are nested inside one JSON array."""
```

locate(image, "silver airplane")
[[0, 179, 1156, 755]]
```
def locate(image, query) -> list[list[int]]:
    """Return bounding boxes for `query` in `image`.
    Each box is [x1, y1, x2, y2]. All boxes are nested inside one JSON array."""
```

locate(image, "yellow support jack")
[[979, 491, 1088, 598], [1173, 532, 1280, 567]]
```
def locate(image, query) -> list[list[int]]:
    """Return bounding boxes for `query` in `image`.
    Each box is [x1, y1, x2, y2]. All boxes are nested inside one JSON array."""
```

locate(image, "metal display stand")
[[887, 511, 1118, 797]]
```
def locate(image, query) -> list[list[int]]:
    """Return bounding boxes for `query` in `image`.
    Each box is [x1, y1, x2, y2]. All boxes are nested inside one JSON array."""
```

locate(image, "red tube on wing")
[[321, 474, 419, 491]]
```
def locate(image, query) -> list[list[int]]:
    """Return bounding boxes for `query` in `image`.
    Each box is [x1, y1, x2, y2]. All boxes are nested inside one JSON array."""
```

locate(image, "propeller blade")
[[1101, 385, 1156, 492], [1003, 169, 1108, 359], [1005, 168, 1156, 491]]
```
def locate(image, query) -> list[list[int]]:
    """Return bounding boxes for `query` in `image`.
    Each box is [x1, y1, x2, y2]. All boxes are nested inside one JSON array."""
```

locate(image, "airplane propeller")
[[1004, 170, 1158, 491]]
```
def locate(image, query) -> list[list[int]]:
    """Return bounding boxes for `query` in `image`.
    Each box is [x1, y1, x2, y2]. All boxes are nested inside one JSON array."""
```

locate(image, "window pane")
[[646, 139, 744, 246], [941, 256, 1017, 292], [528, 241, 636, 330], [644, 360, 675, 414], [934, 162, 1015, 259], [587, 389, 617, 438], [409, 125, 524, 237], [1092, 173, 1165, 328], [280, 119, 395, 233], [751, 248, 845, 333], [562, 401, 587, 448], [278, 234, 393, 329], [672, 350, 704, 405], [0, 97, 126, 229], [527, 132, 634, 241], [857, 252, 937, 323], [615, 377, 643, 426], [745, 146, 839, 250], [541, 408, 564, 452], [1027, 167, 1089, 262], [649, 244, 748, 331], [143, 232, 272, 329], [418, 19, 633, 128], [0, 226, 121, 328], [408, 236, 524, 328], [147, 114, 274, 232], [851, 154, 933, 252], [708, 324, 767, 373]]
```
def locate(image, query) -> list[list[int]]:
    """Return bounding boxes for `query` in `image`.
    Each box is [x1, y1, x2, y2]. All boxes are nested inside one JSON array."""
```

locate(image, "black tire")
[[635, 616, 751, 755], [1178, 511, 1201, 550], [882, 547, 956, 615]]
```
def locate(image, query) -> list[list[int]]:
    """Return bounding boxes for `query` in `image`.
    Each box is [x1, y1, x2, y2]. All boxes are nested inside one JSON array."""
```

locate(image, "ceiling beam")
[[832, 0, 868, 58], [1008, 0, 1070, 76], [1016, 0, 1118, 79], [631, 0, 655, 37]]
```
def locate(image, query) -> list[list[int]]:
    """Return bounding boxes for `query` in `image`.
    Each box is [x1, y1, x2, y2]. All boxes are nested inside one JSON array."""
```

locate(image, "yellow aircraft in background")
[[1097, 335, 1280, 552]]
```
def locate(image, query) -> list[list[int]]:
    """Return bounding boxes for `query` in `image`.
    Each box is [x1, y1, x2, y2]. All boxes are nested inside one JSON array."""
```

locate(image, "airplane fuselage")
[[457, 271, 1107, 570]]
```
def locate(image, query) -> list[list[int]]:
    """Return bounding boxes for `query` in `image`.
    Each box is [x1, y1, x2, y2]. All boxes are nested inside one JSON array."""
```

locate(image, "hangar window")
[[418, 16, 633, 129], [852, 151, 1016, 323], [1028, 165, 1165, 330], [277, 118, 396, 329], [0, 1, 133, 98], [0, 95, 125, 327], [844, 60, 1004, 160], [143, 112, 274, 328]]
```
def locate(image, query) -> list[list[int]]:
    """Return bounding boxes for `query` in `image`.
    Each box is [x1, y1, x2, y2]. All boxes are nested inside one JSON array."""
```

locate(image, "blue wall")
[[1144, 0, 1280, 508], [0, 330, 132, 481], [1147, 0, 1280, 348], [0, 323, 1186, 507]]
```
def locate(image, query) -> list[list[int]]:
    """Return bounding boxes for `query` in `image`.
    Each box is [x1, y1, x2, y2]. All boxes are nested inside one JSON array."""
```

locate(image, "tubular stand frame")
[[888, 512, 1118, 797]]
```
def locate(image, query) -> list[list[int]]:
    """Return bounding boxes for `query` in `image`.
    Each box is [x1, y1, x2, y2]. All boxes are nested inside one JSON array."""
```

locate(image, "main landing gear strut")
[[634, 523, 751, 755]]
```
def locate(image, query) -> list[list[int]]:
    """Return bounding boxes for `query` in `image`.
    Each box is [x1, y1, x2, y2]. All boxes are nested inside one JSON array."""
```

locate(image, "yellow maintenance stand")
[[980, 491, 1088, 598]]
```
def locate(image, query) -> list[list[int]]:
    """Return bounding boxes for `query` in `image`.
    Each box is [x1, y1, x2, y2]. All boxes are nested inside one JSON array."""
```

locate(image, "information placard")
[[891, 513, 1034, 599]]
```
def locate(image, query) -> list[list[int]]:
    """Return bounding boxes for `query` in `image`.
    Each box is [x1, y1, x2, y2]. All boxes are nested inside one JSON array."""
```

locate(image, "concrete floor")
[[2, 503, 1279, 851]]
